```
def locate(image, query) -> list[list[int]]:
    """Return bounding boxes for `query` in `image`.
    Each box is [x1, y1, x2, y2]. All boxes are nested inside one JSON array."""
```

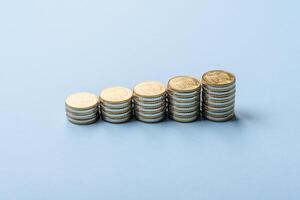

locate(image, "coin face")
[[134, 81, 166, 98], [65, 92, 98, 110], [168, 76, 200, 92], [100, 87, 133, 103], [202, 70, 235, 86]]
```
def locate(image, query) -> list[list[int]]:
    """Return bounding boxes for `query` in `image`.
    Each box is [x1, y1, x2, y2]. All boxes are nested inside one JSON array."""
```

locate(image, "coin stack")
[[100, 87, 133, 123], [167, 76, 201, 122], [202, 70, 236, 122], [65, 92, 99, 125], [133, 81, 167, 123]]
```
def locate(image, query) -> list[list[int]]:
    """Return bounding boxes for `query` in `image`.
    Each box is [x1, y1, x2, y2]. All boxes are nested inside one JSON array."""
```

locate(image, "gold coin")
[[134, 81, 166, 98], [168, 76, 200, 92], [202, 70, 235, 86], [65, 92, 98, 110], [100, 86, 133, 104]]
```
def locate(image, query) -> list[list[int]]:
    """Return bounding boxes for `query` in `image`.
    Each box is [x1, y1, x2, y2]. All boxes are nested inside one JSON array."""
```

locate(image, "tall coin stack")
[[100, 87, 133, 123], [133, 81, 167, 123], [65, 92, 99, 125], [167, 76, 201, 122], [201, 70, 236, 122]]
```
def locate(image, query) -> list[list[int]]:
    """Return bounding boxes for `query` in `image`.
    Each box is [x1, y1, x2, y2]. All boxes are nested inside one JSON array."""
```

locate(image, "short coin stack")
[[201, 70, 236, 122], [133, 81, 167, 123], [65, 92, 99, 125], [100, 87, 133, 123], [167, 76, 201, 122]]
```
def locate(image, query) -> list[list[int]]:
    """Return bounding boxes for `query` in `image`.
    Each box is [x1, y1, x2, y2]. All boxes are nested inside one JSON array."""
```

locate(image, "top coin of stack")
[[167, 76, 201, 122], [100, 87, 133, 123], [65, 92, 99, 125], [133, 81, 167, 123], [201, 70, 236, 122]]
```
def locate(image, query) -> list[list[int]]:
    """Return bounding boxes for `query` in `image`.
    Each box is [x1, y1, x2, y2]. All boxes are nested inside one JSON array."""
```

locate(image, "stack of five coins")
[[65, 92, 99, 125], [133, 81, 167, 123], [168, 76, 201, 122], [201, 70, 236, 122], [100, 87, 133, 123]]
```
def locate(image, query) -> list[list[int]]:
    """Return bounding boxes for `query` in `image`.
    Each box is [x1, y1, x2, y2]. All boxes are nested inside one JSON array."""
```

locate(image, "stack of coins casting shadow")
[[100, 87, 133, 123], [133, 81, 167, 123], [167, 76, 201, 122], [201, 70, 236, 122], [65, 92, 99, 125]]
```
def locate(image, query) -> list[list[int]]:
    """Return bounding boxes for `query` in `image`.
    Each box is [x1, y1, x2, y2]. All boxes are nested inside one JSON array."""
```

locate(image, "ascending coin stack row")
[[202, 70, 236, 122], [100, 87, 133, 123], [65, 92, 100, 125], [133, 81, 167, 123], [167, 76, 201, 122]]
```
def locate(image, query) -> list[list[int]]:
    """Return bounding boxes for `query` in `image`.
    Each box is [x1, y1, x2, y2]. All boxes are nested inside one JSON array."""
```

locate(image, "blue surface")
[[1, 0, 300, 199]]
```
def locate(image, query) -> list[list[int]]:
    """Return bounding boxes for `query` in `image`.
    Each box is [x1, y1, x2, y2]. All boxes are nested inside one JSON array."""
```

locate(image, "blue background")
[[0, 0, 299, 199]]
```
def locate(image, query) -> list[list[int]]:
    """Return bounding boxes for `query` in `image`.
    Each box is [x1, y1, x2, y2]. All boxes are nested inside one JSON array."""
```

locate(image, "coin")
[[66, 106, 98, 116], [66, 111, 98, 120], [101, 109, 132, 119], [202, 70, 235, 87], [101, 105, 131, 114], [101, 101, 132, 109], [204, 113, 235, 122], [65, 92, 98, 110], [168, 89, 200, 98], [168, 76, 201, 92], [102, 115, 132, 123], [135, 110, 166, 118], [67, 116, 99, 125], [134, 81, 166, 98], [135, 114, 165, 123], [100, 87, 133, 104], [135, 105, 166, 114], [169, 114, 198, 123]]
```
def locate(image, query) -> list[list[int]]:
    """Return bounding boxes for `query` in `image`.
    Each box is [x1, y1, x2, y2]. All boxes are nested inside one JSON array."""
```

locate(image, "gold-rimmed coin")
[[134, 81, 166, 98], [202, 70, 235, 87], [168, 76, 201, 92], [65, 92, 99, 110], [100, 87, 133, 104]]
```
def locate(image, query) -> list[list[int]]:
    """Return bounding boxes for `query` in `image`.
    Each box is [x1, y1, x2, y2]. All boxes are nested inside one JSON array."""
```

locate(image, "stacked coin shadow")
[[100, 87, 133, 123], [167, 76, 201, 122], [202, 70, 236, 122], [133, 81, 167, 123], [65, 93, 99, 125]]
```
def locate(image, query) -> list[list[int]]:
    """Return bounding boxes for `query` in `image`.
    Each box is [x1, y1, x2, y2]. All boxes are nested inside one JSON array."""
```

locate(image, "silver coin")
[[202, 98, 235, 107], [202, 87, 235, 97], [134, 105, 166, 114], [67, 116, 99, 125], [204, 113, 235, 122], [135, 110, 166, 118], [66, 111, 98, 120], [135, 114, 165, 123], [101, 100, 132, 109], [202, 103, 234, 113], [202, 93, 235, 102], [170, 109, 199, 117], [134, 99, 166, 108], [168, 99, 200, 108], [168, 104, 199, 113], [101, 109, 132, 119], [169, 114, 198, 123], [133, 95, 166, 102], [66, 105, 98, 116], [168, 94, 200, 103], [101, 104, 131, 114], [203, 109, 234, 117], [167, 89, 200, 98], [202, 83, 235, 92], [102, 115, 131, 123]]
